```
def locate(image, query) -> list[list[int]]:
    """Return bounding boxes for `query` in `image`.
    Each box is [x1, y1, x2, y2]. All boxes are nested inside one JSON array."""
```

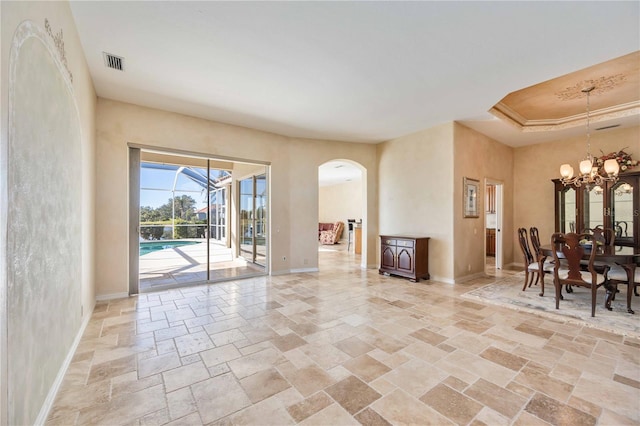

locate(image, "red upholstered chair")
[[320, 221, 344, 245], [318, 222, 334, 239]]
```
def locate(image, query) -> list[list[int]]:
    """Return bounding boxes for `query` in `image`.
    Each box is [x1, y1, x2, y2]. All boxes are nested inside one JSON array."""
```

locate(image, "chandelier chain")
[[558, 85, 619, 187], [584, 86, 592, 161]]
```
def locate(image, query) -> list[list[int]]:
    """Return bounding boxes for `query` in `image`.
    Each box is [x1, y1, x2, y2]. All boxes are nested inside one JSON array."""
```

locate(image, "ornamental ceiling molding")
[[556, 74, 627, 101], [490, 101, 640, 132], [44, 18, 73, 84], [489, 52, 639, 134]]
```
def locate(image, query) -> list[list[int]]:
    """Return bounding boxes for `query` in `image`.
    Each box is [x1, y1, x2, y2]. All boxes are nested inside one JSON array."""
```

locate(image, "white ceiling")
[[69, 2, 639, 147]]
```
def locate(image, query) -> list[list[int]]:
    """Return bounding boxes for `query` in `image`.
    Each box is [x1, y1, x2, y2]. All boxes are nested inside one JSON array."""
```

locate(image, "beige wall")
[[1, 2, 96, 424], [377, 123, 455, 282], [95, 99, 379, 296], [319, 179, 364, 241], [453, 123, 514, 280], [513, 125, 640, 262]]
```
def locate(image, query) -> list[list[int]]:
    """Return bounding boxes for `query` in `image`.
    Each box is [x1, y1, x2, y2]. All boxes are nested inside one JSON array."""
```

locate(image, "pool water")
[[140, 240, 201, 256]]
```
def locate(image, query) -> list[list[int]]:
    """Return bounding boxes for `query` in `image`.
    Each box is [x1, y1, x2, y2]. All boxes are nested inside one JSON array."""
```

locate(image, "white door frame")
[[485, 179, 504, 270]]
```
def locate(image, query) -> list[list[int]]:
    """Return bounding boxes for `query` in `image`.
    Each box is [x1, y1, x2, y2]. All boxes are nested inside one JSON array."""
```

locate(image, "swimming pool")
[[140, 240, 201, 256]]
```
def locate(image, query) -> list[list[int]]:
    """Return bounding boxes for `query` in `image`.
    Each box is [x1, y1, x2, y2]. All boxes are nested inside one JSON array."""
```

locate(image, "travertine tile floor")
[[47, 246, 640, 425]]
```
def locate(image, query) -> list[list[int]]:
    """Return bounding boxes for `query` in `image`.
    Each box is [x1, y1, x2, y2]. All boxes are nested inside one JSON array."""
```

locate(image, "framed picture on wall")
[[463, 177, 479, 218]]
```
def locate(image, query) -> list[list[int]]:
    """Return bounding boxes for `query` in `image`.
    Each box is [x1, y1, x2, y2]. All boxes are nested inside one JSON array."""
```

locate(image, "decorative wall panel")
[[8, 21, 81, 425]]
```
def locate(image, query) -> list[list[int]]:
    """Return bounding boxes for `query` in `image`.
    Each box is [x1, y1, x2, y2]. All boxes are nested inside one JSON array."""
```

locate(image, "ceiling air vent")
[[103, 52, 124, 71], [595, 124, 621, 131]]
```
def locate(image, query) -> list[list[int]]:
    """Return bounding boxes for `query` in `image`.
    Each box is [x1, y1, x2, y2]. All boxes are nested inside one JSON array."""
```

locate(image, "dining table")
[[540, 244, 640, 314]]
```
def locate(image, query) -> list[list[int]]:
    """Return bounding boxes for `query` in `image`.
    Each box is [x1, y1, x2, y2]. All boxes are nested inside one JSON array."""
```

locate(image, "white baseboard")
[[288, 267, 319, 274], [34, 309, 92, 425], [95, 292, 130, 301]]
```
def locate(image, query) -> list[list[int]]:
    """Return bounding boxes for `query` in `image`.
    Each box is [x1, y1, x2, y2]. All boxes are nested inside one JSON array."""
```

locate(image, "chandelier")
[[559, 86, 619, 187]]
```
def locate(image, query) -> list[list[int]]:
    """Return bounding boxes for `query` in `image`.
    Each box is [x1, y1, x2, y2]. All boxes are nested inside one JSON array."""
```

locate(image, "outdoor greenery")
[[140, 195, 206, 240], [140, 195, 198, 222]]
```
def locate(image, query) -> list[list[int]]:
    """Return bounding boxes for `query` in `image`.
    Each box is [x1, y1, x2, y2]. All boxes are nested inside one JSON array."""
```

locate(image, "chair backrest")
[[529, 227, 542, 258], [615, 220, 629, 237], [582, 226, 615, 247], [614, 224, 623, 238], [551, 232, 598, 283], [518, 228, 534, 265], [333, 221, 344, 239]]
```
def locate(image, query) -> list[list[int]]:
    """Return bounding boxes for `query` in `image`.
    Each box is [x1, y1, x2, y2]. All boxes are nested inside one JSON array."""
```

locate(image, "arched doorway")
[[318, 160, 367, 269]]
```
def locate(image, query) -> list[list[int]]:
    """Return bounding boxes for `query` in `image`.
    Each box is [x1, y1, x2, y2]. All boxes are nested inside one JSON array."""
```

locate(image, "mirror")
[[611, 180, 634, 243]]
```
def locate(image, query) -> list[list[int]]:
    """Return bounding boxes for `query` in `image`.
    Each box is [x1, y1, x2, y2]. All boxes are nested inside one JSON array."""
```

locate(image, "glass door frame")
[[238, 173, 268, 267]]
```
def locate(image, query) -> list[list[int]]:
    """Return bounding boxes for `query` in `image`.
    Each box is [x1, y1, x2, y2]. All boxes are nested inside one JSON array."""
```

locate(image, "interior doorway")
[[485, 180, 503, 276], [318, 159, 366, 268]]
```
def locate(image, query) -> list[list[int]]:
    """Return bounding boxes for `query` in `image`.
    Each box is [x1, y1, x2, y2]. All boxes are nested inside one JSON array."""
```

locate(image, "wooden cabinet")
[[379, 235, 430, 282], [553, 172, 640, 246], [486, 229, 496, 256], [354, 226, 362, 254]]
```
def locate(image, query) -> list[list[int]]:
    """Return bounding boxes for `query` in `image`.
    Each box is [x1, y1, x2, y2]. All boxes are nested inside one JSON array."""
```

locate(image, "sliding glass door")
[[209, 186, 226, 242], [130, 148, 269, 293], [239, 173, 267, 266]]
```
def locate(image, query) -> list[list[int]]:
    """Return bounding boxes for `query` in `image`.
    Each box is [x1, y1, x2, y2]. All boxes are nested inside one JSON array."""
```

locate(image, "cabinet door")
[[610, 177, 637, 246], [396, 248, 415, 274], [557, 185, 578, 233], [381, 245, 396, 269], [583, 185, 604, 230], [486, 229, 495, 256]]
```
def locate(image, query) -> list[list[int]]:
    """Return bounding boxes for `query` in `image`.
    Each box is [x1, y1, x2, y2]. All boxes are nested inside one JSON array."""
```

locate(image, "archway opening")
[[317, 160, 366, 269]]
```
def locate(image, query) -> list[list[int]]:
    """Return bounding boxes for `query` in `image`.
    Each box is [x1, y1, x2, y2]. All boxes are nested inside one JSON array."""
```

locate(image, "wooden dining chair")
[[614, 220, 629, 238], [529, 227, 554, 294], [604, 266, 638, 314], [518, 228, 544, 294], [579, 226, 616, 278], [551, 232, 608, 317], [583, 225, 615, 246]]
